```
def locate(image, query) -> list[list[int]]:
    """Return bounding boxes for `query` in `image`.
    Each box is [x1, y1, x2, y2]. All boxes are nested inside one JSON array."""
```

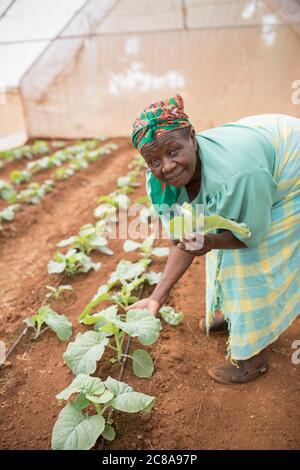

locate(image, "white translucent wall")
[[0, 0, 86, 148], [0, 89, 26, 150], [20, 0, 300, 138]]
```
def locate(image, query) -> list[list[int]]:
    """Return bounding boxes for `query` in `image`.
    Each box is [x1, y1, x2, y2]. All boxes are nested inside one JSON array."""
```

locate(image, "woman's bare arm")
[[150, 243, 195, 304], [209, 230, 248, 249]]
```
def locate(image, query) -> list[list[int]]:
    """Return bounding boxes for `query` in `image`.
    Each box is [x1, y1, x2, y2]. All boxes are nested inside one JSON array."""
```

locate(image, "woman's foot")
[[199, 316, 228, 335], [208, 350, 269, 385]]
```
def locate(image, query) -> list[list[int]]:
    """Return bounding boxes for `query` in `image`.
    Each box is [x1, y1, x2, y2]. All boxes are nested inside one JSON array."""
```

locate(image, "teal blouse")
[[146, 122, 278, 248]]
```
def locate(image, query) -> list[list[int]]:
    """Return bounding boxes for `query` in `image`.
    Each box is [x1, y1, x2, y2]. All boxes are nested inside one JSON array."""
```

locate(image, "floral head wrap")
[[132, 94, 192, 151]]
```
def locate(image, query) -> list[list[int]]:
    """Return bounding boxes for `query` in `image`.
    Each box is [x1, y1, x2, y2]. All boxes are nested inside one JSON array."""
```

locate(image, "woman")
[[129, 95, 300, 385]]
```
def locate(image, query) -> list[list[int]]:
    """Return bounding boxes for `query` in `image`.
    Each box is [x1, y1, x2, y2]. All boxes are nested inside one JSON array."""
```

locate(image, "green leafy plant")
[[123, 236, 170, 258], [10, 170, 32, 185], [24, 305, 72, 340], [48, 248, 101, 275], [17, 180, 54, 205], [57, 224, 113, 256], [117, 171, 140, 189], [53, 167, 75, 180], [159, 306, 184, 326], [79, 259, 154, 322], [31, 140, 50, 154], [51, 375, 155, 450], [135, 196, 158, 224], [75, 259, 162, 378], [128, 153, 147, 172], [71, 306, 161, 377], [93, 189, 130, 221], [169, 202, 251, 240], [0, 204, 20, 229], [0, 180, 17, 203], [45, 284, 73, 300]]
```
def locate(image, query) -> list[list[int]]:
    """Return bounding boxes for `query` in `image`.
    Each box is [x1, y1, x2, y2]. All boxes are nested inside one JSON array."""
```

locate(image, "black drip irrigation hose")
[[0, 273, 67, 368]]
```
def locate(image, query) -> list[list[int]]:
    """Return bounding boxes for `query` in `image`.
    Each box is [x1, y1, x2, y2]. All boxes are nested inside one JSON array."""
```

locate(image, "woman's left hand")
[[177, 233, 215, 256]]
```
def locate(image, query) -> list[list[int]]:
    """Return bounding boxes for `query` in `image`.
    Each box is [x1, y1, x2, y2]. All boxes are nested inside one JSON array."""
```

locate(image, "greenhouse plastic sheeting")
[[1, 0, 300, 144]]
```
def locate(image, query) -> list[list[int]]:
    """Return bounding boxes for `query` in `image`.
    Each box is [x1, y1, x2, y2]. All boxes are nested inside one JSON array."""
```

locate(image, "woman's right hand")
[[127, 297, 161, 316]]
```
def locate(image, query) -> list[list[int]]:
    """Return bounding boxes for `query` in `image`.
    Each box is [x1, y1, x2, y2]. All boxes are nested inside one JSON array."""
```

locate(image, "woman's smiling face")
[[141, 127, 198, 187]]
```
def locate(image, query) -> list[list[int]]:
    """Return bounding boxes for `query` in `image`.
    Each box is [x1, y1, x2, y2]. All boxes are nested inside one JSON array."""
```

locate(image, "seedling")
[[45, 285, 74, 301], [159, 306, 184, 326], [57, 224, 113, 256], [17, 180, 54, 205], [76, 259, 162, 378], [24, 305, 72, 341], [117, 171, 140, 189], [135, 196, 158, 224], [48, 248, 101, 275], [123, 236, 170, 258], [53, 167, 75, 180], [0, 204, 20, 229], [79, 259, 155, 321], [65, 307, 161, 378], [51, 374, 155, 450], [94, 189, 130, 221], [10, 170, 31, 185], [0, 180, 16, 203]]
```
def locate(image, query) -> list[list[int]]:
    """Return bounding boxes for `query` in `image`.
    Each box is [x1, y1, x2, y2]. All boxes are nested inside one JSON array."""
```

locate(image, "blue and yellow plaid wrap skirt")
[[206, 115, 300, 360]]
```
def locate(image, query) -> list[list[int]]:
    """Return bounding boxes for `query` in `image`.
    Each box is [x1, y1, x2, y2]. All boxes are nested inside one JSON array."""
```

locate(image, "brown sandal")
[[208, 361, 269, 385], [199, 317, 228, 335]]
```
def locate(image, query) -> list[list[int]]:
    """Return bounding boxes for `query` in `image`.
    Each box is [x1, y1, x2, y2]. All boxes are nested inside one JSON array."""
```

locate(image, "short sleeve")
[[206, 168, 278, 248]]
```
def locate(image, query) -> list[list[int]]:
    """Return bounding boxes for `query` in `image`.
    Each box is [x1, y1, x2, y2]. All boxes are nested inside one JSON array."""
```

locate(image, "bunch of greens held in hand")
[[64, 259, 163, 379], [169, 202, 251, 240], [51, 374, 155, 450]]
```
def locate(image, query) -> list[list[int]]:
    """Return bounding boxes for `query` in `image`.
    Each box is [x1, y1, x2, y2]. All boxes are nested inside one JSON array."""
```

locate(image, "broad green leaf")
[[98, 245, 114, 256], [79, 284, 111, 322], [56, 374, 105, 401], [87, 389, 114, 404], [51, 403, 105, 450], [24, 317, 35, 328], [82, 305, 118, 326], [115, 309, 161, 346], [144, 271, 162, 285], [109, 259, 149, 284], [115, 194, 129, 209], [44, 309, 72, 341], [159, 306, 184, 326], [57, 236, 77, 247], [140, 237, 154, 253], [151, 247, 170, 257], [104, 376, 133, 396], [203, 214, 251, 237], [73, 394, 90, 410], [0, 204, 19, 221], [102, 424, 116, 441], [97, 195, 115, 205], [48, 259, 66, 274], [111, 392, 155, 413], [123, 240, 141, 252], [63, 331, 109, 375], [94, 204, 117, 220], [132, 349, 154, 378]]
